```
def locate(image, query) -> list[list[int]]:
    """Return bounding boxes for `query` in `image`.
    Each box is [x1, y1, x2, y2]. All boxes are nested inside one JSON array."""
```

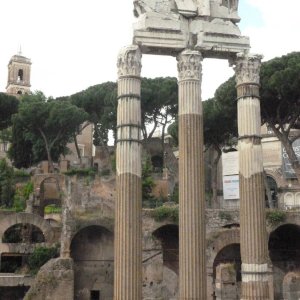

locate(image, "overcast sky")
[[0, 0, 299, 100]]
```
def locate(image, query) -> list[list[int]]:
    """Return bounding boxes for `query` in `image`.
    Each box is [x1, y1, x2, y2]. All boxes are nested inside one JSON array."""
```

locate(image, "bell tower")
[[6, 49, 31, 96]]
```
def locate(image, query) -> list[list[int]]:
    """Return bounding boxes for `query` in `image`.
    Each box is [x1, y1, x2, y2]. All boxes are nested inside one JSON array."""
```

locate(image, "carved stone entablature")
[[234, 53, 263, 86], [133, 0, 250, 58], [117, 45, 142, 77], [177, 50, 202, 81], [133, 0, 239, 20]]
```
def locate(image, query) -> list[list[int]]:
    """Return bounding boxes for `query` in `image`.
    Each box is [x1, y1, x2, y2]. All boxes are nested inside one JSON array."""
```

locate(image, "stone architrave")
[[133, 0, 249, 57], [114, 45, 143, 300], [234, 53, 270, 299], [177, 49, 206, 299]]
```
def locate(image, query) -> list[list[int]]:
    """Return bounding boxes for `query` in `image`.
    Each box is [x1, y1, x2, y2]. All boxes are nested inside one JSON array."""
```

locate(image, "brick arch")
[[0, 213, 54, 243], [208, 228, 240, 266]]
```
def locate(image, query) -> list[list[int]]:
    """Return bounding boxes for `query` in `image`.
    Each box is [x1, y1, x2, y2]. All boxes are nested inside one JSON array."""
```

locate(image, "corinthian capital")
[[234, 53, 263, 86], [117, 45, 142, 77], [177, 49, 202, 81]]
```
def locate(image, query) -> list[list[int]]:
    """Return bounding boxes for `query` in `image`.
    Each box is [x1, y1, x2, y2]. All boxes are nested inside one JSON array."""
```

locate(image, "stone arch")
[[208, 228, 240, 266], [71, 219, 114, 242], [0, 213, 54, 243], [2, 223, 45, 243], [153, 224, 179, 274], [70, 225, 114, 300], [212, 243, 241, 300], [269, 223, 300, 299], [142, 224, 179, 299]]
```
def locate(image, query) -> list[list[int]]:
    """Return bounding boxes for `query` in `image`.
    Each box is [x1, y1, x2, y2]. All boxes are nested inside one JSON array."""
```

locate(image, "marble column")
[[114, 45, 142, 300], [177, 49, 206, 299], [234, 53, 270, 299]]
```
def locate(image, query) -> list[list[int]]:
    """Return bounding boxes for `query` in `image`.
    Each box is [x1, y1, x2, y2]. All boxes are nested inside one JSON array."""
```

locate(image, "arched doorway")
[[153, 224, 179, 274], [269, 224, 300, 299], [70, 225, 114, 300], [213, 244, 241, 300], [142, 224, 178, 299]]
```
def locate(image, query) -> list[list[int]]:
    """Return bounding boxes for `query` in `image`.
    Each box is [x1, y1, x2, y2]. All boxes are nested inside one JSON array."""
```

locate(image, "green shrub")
[[0, 159, 15, 207], [266, 210, 286, 226], [151, 205, 179, 223], [63, 168, 96, 177], [28, 246, 59, 274], [171, 184, 179, 203], [44, 204, 62, 214], [12, 181, 34, 212], [13, 169, 30, 178]]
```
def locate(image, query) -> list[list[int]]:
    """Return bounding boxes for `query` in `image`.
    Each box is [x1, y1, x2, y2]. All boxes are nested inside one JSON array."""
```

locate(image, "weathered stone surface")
[[24, 258, 74, 300], [133, 0, 250, 57], [235, 53, 270, 299], [178, 49, 207, 299], [114, 45, 143, 300]]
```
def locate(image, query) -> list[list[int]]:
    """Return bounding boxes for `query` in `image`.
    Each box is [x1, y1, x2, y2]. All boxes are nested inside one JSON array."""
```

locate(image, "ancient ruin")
[[1, 1, 300, 300], [116, 0, 268, 299]]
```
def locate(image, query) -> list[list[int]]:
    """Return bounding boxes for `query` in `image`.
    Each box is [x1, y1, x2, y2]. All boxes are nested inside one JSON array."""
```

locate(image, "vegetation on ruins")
[[151, 205, 179, 223], [44, 204, 62, 214], [28, 246, 59, 274], [0, 159, 15, 207], [63, 167, 96, 177], [0, 159, 32, 210], [266, 210, 286, 226], [9, 91, 88, 172], [142, 155, 156, 208]]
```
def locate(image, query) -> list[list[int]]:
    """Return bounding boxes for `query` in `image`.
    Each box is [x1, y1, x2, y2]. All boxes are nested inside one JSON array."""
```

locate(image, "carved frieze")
[[117, 45, 142, 77], [234, 53, 263, 86], [177, 50, 202, 81]]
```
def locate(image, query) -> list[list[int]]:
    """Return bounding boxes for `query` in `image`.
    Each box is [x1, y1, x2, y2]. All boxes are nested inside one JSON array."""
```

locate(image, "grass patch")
[[44, 204, 62, 214]]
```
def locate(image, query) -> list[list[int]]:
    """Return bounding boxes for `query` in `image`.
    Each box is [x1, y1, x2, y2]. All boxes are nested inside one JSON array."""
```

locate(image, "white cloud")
[[0, 0, 299, 100], [244, 0, 300, 60]]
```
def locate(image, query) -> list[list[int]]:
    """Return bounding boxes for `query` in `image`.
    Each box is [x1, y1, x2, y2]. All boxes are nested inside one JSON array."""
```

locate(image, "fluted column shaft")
[[114, 45, 142, 300], [235, 53, 270, 299], [177, 50, 206, 300]]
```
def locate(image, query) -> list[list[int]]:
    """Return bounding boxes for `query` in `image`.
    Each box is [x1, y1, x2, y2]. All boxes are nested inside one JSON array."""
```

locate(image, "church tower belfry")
[[6, 50, 31, 96]]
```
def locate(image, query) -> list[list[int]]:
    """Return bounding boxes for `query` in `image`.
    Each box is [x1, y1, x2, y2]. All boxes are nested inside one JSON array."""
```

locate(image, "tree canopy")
[[70, 81, 117, 146], [0, 93, 19, 130], [259, 52, 300, 181], [141, 77, 178, 141], [9, 92, 88, 171]]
